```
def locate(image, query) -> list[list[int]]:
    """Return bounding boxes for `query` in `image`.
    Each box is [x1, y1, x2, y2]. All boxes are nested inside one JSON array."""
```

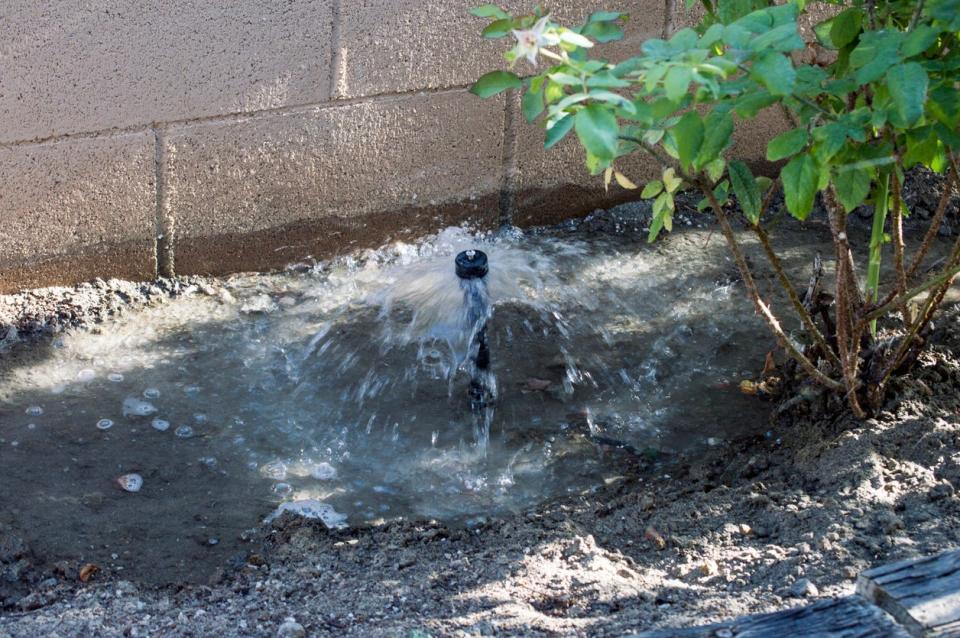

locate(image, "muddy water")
[[0, 221, 787, 584]]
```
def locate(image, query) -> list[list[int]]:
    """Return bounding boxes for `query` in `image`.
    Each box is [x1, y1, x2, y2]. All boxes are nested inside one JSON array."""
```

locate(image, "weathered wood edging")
[[629, 549, 960, 637]]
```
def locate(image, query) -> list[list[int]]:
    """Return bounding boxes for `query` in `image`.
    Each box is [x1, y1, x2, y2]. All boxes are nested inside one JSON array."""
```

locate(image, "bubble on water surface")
[[193, 413, 208, 424], [151, 418, 170, 432], [96, 419, 114, 430], [263, 499, 348, 529], [77, 369, 96, 382], [143, 388, 161, 399], [310, 462, 337, 480], [25, 406, 43, 416], [260, 461, 288, 480], [175, 425, 195, 438], [108, 373, 124, 382], [26, 423, 36, 430], [122, 397, 157, 417], [116, 473, 143, 492]]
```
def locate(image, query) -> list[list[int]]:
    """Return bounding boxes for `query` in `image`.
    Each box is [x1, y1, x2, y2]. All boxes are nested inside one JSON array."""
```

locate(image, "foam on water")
[[0, 225, 771, 538]]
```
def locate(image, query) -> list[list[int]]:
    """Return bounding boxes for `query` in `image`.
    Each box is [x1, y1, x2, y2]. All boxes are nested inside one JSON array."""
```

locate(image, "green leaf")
[[522, 87, 545, 123], [663, 168, 683, 193], [751, 23, 804, 52], [673, 111, 705, 171], [544, 114, 575, 149], [733, 91, 779, 117], [470, 71, 522, 98], [833, 166, 872, 212], [850, 31, 903, 84], [470, 4, 509, 19], [586, 72, 631, 89], [481, 18, 515, 38], [664, 66, 692, 102], [642, 181, 664, 198], [695, 111, 734, 169], [750, 52, 796, 96], [705, 158, 727, 183], [574, 105, 619, 161], [549, 72, 583, 86], [589, 11, 627, 22], [781, 155, 820, 219], [901, 25, 939, 58], [728, 160, 762, 224], [582, 21, 624, 43], [829, 8, 862, 49], [766, 128, 809, 161], [886, 62, 928, 127]]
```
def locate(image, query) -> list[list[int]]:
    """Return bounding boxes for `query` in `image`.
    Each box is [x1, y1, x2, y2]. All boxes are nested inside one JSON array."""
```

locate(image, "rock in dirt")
[[277, 618, 306, 638], [789, 578, 819, 598]]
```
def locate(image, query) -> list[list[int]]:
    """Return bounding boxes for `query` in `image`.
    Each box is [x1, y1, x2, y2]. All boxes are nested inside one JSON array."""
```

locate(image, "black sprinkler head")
[[455, 249, 488, 279]]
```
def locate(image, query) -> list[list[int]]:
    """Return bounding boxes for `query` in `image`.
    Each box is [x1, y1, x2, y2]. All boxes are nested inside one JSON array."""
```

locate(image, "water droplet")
[[200, 457, 218, 468], [108, 373, 124, 383], [184, 385, 200, 395], [25, 406, 43, 416], [151, 418, 170, 432], [143, 388, 160, 399], [96, 419, 114, 431], [10, 441, 19, 447], [272, 482, 293, 496], [26, 423, 36, 430], [77, 369, 96, 382], [261, 461, 288, 480], [116, 473, 143, 492], [310, 462, 337, 481], [193, 413, 208, 424], [175, 425, 195, 438]]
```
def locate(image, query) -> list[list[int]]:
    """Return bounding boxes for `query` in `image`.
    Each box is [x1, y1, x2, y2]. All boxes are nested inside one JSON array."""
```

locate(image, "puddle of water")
[[0, 224, 776, 584]]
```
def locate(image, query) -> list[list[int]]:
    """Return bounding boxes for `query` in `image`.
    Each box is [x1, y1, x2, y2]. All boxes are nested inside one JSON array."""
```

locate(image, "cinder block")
[[336, 0, 665, 98], [0, 132, 157, 293], [162, 90, 505, 275], [0, 1, 335, 143]]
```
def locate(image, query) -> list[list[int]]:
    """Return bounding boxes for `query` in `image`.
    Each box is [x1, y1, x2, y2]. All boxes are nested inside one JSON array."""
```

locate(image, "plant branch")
[[859, 261, 960, 325], [752, 223, 843, 368], [907, 153, 958, 280], [824, 189, 867, 417], [891, 171, 912, 324], [699, 179, 845, 391], [909, 0, 926, 31]]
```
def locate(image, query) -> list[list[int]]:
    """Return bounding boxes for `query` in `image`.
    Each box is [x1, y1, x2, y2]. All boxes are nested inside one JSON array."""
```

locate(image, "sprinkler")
[[455, 250, 491, 411]]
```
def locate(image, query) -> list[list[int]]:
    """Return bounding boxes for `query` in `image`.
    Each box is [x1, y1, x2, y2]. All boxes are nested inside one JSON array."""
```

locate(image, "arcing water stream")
[[0, 219, 774, 583]]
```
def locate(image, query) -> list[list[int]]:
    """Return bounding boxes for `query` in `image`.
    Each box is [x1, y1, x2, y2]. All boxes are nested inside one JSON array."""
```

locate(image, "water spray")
[[455, 249, 492, 412]]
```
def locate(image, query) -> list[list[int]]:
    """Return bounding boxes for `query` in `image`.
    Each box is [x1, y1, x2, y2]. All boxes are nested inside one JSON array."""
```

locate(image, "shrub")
[[470, 0, 960, 417]]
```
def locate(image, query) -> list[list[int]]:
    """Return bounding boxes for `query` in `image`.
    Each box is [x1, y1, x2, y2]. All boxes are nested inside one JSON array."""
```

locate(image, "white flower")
[[511, 16, 558, 66]]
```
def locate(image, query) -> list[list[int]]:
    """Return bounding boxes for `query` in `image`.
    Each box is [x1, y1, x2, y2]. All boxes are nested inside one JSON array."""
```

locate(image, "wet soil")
[[2, 193, 960, 637]]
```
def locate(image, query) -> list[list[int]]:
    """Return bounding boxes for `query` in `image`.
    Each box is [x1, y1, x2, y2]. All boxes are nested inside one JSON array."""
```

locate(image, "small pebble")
[[116, 474, 143, 493], [789, 578, 819, 598], [276, 618, 306, 638]]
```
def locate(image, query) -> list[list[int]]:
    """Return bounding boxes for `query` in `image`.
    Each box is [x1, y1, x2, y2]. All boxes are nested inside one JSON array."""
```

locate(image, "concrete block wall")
[[0, 0, 784, 293]]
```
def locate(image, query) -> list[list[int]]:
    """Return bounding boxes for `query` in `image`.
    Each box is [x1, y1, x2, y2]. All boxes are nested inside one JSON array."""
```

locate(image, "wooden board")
[[857, 548, 960, 637], [632, 597, 910, 638]]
